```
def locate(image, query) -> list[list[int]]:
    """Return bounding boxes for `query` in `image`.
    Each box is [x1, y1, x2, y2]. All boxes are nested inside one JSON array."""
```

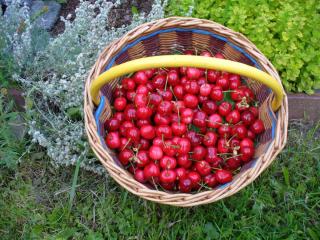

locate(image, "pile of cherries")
[[105, 50, 265, 193]]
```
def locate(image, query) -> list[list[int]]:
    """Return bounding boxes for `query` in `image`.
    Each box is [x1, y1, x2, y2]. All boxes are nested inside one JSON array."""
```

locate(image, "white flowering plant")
[[1, 0, 167, 173]]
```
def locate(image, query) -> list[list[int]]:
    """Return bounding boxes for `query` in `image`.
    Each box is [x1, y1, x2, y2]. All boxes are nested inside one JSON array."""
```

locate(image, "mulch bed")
[[51, 0, 153, 35]]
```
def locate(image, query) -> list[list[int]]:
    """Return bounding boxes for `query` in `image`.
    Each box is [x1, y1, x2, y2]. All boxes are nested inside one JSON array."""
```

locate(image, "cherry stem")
[[121, 138, 131, 151], [205, 119, 224, 126], [223, 90, 236, 93], [164, 75, 169, 91]]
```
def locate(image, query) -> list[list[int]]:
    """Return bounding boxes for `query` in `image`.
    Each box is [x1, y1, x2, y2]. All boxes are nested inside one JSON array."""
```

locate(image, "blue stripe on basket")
[[104, 28, 262, 71], [94, 96, 106, 135]]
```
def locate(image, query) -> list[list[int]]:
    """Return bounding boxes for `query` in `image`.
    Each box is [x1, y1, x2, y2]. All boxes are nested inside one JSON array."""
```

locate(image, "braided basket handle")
[[90, 55, 284, 111]]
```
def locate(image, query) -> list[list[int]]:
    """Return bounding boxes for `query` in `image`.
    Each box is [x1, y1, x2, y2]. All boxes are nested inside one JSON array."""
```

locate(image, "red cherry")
[[143, 162, 160, 180], [114, 97, 127, 111], [155, 125, 172, 139], [114, 112, 125, 123], [215, 169, 233, 184], [240, 147, 255, 162], [200, 50, 212, 57], [113, 86, 126, 98], [188, 171, 201, 189], [204, 174, 217, 187], [179, 178, 193, 193], [152, 74, 166, 89], [173, 85, 185, 100], [207, 114, 223, 128], [210, 156, 224, 168], [171, 122, 187, 136], [136, 106, 152, 120], [124, 105, 137, 121], [140, 125, 155, 139], [229, 74, 241, 89], [250, 119, 265, 134], [207, 70, 221, 83], [218, 102, 232, 116], [230, 138, 240, 149], [126, 91, 135, 102], [119, 121, 134, 136], [198, 95, 208, 104], [160, 156, 177, 170], [241, 110, 255, 126], [231, 88, 245, 101], [243, 87, 255, 102], [157, 101, 173, 115], [202, 100, 217, 114], [149, 93, 162, 106], [152, 137, 163, 147], [159, 89, 173, 101], [136, 150, 150, 167], [192, 145, 207, 160], [136, 119, 150, 128], [186, 131, 203, 147], [136, 85, 149, 95], [149, 145, 163, 160], [160, 170, 177, 183], [134, 169, 147, 183], [105, 118, 120, 131], [133, 71, 148, 85], [119, 137, 132, 150], [184, 81, 200, 94], [186, 67, 201, 80], [154, 113, 171, 125], [216, 76, 229, 90], [226, 110, 241, 124], [173, 101, 185, 113], [235, 101, 250, 112], [210, 86, 224, 101], [122, 77, 135, 90], [240, 138, 254, 149], [214, 53, 225, 59], [118, 149, 133, 165], [195, 161, 211, 176], [193, 110, 207, 128], [105, 132, 121, 149], [144, 69, 155, 79], [134, 93, 147, 107], [225, 156, 241, 170], [181, 108, 194, 124], [167, 70, 180, 86], [162, 140, 176, 157], [177, 137, 191, 155], [126, 127, 140, 143], [247, 130, 256, 139], [177, 154, 192, 169], [197, 76, 206, 86], [203, 132, 218, 147], [138, 138, 150, 150], [175, 168, 187, 180], [183, 94, 199, 109], [232, 124, 248, 139], [249, 106, 259, 118], [217, 138, 230, 154], [218, 124, 232, 138]]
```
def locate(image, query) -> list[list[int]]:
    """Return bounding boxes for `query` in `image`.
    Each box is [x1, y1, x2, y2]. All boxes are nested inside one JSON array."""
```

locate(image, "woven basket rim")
[[84, 17, 288, 207]]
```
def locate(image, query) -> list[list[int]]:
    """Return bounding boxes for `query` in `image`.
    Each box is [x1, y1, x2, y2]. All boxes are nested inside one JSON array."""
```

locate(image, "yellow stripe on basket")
[[90, 55, 284, 111]]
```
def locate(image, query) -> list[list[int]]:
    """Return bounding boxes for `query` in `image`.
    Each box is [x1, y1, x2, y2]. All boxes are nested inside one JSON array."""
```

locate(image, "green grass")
[[0, 122, 319, 239]]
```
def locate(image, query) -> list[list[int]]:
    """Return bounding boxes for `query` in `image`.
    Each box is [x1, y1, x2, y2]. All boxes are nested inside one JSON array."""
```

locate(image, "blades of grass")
[[282, 167, 290, 187], [68, 157, 81, 212]]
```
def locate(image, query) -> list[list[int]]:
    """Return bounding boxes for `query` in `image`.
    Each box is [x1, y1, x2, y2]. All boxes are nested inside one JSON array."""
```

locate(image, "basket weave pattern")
[[84, 17, 288, 207]]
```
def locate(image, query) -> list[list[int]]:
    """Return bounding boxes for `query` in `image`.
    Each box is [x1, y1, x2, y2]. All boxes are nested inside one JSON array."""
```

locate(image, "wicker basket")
[[84, 17, 288, 207]]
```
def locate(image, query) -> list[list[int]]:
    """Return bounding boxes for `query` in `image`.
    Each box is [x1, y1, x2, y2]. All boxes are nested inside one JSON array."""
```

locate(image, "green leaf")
[[282, 167, 290, 187]]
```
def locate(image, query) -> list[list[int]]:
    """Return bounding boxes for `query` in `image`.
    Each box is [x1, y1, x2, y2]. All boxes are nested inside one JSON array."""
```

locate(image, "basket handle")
[[90, 55, 284, 111]]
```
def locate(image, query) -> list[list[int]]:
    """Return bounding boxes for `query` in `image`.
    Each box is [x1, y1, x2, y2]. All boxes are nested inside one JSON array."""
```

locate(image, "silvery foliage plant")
[[1, 0, 167, 173]]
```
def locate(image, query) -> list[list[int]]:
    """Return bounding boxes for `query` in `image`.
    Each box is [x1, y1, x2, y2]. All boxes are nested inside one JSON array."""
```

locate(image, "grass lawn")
[[0, 121, 319, 239]]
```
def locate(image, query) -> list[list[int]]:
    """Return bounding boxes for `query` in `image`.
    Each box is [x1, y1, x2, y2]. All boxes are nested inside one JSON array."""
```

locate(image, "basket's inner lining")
[[94, 28, 277, 185]]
